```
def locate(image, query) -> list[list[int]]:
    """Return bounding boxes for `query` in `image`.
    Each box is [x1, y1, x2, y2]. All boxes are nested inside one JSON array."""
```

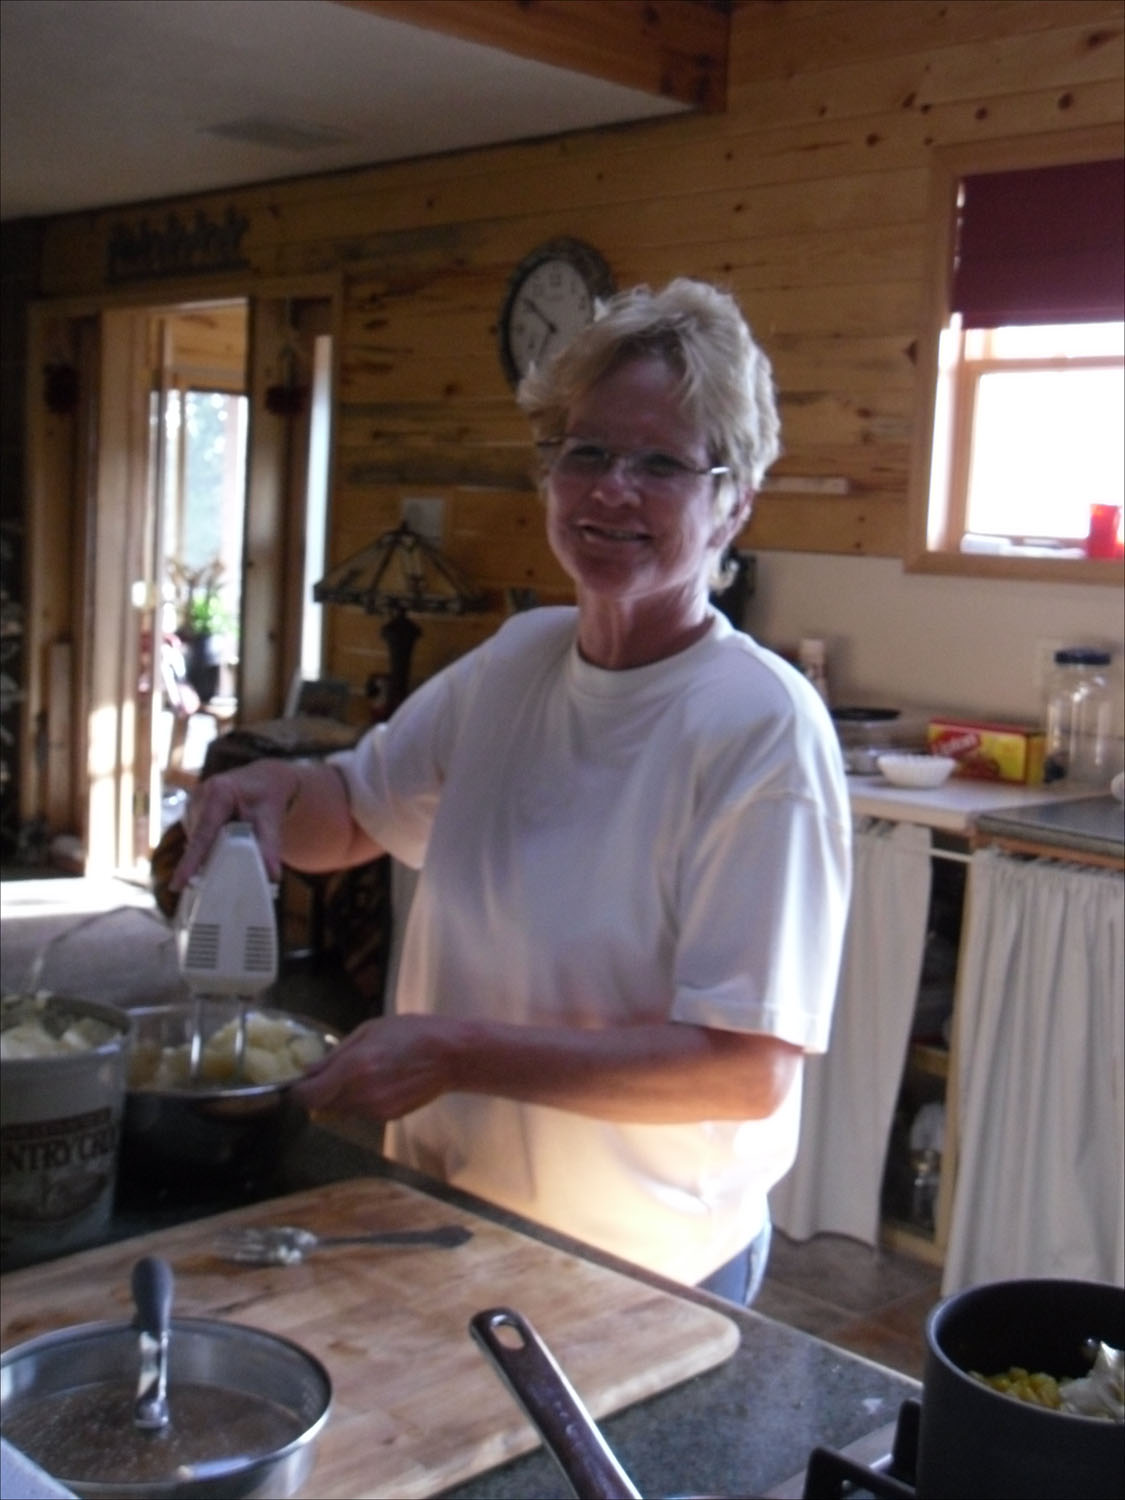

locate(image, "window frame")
[[948, 327, 1123, 551], [905, 125, 1124, 584]]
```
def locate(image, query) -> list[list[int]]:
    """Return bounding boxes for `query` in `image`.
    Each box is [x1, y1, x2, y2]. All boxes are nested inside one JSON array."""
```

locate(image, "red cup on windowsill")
[[1085, 502, 1123, 559]]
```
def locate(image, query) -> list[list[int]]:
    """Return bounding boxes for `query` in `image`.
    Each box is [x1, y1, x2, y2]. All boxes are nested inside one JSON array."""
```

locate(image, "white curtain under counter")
[[941, 849, 1124, 1293], [770, 818, 934, 1246]]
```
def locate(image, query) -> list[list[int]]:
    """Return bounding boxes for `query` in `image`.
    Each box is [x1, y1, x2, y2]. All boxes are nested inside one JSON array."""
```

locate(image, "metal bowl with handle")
[[119, 1001, 337, 1186], [0, 1256, 332, 1499]]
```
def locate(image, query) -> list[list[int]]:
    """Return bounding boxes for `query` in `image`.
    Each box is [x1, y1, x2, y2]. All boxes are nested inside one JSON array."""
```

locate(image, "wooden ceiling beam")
[[332, 1, 731, 112]]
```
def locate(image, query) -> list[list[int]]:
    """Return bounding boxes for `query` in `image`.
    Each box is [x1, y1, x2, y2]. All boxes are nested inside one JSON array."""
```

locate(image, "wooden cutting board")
[[0, 1176, 740, 1499]]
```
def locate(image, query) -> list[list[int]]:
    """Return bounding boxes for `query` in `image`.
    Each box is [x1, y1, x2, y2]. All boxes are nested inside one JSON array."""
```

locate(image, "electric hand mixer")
[[175, 822, 279, 1081]]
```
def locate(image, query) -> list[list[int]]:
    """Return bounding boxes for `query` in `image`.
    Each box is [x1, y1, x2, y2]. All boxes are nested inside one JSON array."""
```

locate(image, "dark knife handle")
[[132, 1254, 174, 1339]]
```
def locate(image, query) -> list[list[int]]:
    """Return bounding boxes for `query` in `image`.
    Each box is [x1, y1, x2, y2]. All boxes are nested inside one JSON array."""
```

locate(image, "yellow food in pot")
[[973, 1367, 1064, 1410], [973, 1348, 1125, 1422]]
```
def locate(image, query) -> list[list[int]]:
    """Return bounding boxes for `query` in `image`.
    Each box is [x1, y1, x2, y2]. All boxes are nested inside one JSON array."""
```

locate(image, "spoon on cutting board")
[[214, 1223, 473, 1265]]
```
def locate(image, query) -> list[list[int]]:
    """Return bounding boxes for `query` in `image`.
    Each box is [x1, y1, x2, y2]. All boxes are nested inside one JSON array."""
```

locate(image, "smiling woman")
[[533, 353, 747, 669], [170, 278, 851, 1306], [518, 278, 780, 670]]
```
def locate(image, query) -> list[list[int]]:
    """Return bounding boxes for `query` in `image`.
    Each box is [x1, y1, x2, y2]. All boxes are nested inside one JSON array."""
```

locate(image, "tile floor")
[[754, 1230, 942, 1381]]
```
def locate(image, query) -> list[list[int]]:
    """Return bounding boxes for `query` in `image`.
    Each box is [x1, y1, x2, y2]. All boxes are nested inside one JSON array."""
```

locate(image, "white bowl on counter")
[[876, 753, 957, 789]]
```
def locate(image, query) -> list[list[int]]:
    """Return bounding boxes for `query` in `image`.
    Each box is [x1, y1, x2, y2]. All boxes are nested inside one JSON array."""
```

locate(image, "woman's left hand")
[[291, 1014, 461, 1119], [291, 1011, 800, 1126]]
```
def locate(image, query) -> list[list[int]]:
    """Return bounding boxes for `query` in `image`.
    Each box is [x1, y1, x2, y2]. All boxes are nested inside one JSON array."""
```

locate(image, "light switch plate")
[[402, 497, 444, 545]]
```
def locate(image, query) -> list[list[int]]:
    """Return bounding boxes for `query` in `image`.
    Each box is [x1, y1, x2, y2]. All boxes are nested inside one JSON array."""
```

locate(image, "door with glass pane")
[[138, 304, 249, 864], [67, 291, 330, 877]]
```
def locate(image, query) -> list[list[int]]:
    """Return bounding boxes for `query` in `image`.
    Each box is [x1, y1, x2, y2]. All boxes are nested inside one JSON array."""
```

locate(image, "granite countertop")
[[973, 792, 1124, 861], [58, 1124, 919, 1500]]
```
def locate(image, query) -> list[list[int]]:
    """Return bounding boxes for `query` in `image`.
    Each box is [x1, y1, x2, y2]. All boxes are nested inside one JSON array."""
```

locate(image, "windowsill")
[[904, 549, 1124, 585], [960, 537, 1087, 560]]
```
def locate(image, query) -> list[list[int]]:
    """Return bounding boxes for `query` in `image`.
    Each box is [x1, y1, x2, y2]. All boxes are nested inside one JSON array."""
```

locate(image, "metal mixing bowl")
[[120, 1001, 338, 1185], [0, 1315, 332, 1498]]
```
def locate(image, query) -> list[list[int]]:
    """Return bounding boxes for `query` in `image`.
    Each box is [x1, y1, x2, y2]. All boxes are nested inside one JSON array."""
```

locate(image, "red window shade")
[[951, 158, 1125, 328]]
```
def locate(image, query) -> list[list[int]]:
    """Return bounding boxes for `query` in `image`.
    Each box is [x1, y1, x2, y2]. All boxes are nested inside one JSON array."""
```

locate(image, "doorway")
[[142, 302, 250, 854], [23, 287, 334, 879], [130, 295, 334, 873]]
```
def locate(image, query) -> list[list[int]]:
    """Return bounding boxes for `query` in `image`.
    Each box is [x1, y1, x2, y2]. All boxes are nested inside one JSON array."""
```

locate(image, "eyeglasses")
[[537, 437, 731, 493]]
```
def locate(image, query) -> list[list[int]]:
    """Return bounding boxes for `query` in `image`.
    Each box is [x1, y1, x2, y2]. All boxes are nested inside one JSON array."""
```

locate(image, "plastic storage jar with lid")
[[1043, 647, 1114, 784]]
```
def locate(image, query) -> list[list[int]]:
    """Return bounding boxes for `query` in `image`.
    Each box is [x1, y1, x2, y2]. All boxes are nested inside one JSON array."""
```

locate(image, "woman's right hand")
[[169, 759, 301, 892]]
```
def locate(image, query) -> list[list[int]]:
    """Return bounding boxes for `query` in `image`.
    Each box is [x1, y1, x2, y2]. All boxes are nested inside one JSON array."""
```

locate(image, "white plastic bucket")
[[1, 996, 132, 1269]]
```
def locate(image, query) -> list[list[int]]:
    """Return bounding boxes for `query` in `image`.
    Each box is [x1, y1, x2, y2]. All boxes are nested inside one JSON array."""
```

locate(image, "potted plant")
[[168, 558, 231, 703]]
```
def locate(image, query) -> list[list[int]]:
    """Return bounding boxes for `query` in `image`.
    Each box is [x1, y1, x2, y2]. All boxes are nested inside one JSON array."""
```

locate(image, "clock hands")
[[518, 297, 563, 364], [522, 297, 558, 335]]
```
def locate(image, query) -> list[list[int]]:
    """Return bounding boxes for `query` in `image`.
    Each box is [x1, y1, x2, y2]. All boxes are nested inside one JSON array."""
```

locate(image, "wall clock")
[[497, 237, 615, 386]]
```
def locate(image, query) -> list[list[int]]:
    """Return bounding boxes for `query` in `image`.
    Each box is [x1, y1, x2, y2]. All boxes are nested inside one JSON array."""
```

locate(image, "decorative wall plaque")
[[105, 206, 250, 284]]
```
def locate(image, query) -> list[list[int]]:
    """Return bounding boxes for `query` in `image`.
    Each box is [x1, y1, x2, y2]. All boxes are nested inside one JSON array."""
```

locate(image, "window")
[[936, 319, 1124, 557], [160, 386, 249, 645], [908, 134, 1125, 578], [298, 333, 333, 683]]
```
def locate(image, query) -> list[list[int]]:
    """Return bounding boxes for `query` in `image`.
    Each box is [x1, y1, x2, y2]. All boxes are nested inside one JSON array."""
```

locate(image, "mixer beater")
[[174, 822, 278, 1080]]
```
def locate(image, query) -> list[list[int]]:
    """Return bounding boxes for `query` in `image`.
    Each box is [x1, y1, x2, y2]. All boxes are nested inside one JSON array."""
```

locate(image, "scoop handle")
[[470, 1306, 642, 1500], [132, 1254, 174, 1338]]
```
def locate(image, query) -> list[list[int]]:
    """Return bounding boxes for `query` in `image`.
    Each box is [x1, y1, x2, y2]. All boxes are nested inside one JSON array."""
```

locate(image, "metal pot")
[[917, 1278, 1124, 1500], [831, 706, 929, 775], [120, 1001, 337, 1186], [0, 1316, 331, 1498]]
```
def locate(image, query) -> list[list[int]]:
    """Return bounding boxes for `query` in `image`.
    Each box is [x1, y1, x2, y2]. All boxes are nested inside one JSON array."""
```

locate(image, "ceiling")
[[0, 0, 697, 223]]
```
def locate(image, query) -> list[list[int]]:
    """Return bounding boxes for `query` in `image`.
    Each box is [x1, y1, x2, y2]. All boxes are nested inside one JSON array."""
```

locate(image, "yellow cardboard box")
[[927, 717, 1045, 785]]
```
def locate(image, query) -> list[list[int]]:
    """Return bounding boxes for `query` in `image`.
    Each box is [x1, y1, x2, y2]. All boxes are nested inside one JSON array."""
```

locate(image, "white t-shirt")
[[331, 607, 851, 1284]]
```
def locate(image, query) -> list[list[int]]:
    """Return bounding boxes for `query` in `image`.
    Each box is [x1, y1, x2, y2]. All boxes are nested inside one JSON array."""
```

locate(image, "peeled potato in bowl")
[[120, 1000, 339, 1182], [127, 1007, 330, 1090]]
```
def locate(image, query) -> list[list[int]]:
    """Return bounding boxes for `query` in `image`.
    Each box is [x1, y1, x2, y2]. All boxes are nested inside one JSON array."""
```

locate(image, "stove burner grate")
[[803, 1398, 919, 1499]]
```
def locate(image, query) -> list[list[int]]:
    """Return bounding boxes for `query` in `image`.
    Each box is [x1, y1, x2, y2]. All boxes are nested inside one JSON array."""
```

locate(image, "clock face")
[[498, 240, 614, 385]]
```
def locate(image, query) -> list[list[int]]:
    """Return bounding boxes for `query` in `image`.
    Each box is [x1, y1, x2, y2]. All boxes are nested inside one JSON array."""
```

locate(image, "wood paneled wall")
[[35, 0, 1125, 699]]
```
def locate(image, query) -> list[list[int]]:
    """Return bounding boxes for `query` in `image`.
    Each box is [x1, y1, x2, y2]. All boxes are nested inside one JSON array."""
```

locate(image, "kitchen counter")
[[6, 1124, 920, 1500], [974, 791, 1124, 862], [848, 773, 1107, 836]]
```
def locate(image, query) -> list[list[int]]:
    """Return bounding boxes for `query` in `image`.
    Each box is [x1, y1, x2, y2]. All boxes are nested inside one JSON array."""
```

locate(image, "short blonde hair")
[[516, 278, 782, 494]]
